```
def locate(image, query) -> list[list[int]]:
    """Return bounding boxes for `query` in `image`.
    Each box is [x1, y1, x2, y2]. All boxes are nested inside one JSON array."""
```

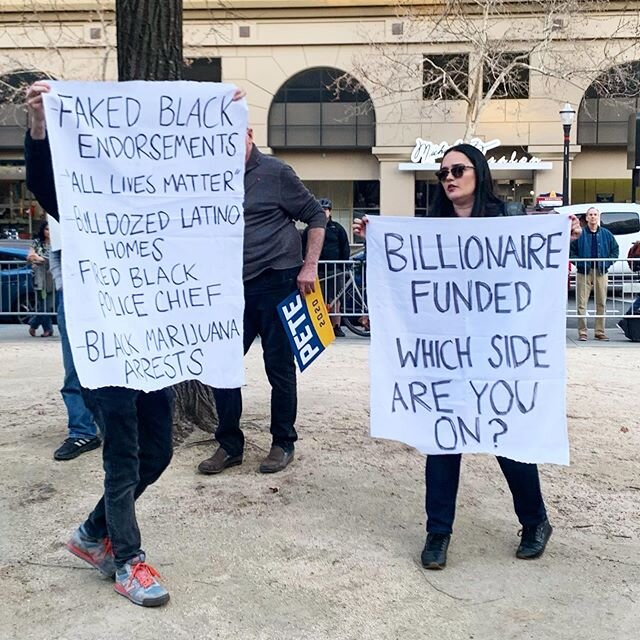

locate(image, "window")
[[415, 180, 438, 217], [483, 52, 529, 99], [183, 58, 221, 82], [600, 212, 640, 236], [353, 180, 379, 218], [422, 54, 469, 100], [578, 62, 640, 146], [268, 67, 375, 149]]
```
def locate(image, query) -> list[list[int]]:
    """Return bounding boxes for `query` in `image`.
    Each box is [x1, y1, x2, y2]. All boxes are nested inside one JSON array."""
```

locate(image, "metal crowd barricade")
[[316, 257, 640, 331], [2, 256, 638, 328], [318, 259, 369, 335], [0, 258, 57, 321], [567, 257, 640, 320]]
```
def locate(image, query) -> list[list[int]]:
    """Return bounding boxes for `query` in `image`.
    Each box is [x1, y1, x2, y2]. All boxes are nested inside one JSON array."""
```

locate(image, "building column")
[[375, 150, 415, 216], [529, 146, 580, 203]]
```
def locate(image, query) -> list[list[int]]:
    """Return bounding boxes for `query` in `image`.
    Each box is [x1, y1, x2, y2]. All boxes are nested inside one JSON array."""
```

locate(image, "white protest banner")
[[43, 81, 246, 391], [367, 215, 570, 465]]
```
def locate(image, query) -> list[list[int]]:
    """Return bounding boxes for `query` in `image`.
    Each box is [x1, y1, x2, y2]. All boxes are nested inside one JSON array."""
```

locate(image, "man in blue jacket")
[[570, 207, 619, 341]]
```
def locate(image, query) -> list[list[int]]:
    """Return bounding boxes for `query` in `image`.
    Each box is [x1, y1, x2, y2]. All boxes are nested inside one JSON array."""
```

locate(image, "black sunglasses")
[[435, 164, 475, 182]]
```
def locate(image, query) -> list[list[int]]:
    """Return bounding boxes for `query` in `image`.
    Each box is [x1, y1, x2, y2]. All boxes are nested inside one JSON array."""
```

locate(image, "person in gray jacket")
[[198, 128, 326, 476]]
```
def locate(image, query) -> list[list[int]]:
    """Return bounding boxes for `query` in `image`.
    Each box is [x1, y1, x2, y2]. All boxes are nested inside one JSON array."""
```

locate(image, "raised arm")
[[24, 82, 59, 220]]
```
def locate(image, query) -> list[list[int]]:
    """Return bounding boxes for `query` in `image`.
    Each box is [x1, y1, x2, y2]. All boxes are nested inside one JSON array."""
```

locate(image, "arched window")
[[578, 61, 640, 146], [268, 67, 375, 149]]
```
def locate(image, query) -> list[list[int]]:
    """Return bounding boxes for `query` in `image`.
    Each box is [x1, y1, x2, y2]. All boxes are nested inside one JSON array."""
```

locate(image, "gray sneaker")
[[66, 525, 116, 578], [114, 554, 170, 607]]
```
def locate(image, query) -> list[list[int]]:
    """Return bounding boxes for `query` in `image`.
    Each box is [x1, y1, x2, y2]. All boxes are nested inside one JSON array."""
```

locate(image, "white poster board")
[[43, 81, 246, 391], [367, 215, 570, 465]]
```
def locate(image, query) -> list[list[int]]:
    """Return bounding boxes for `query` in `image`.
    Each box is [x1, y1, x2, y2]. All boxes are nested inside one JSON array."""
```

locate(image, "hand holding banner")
[[278, 279, 335, 371]]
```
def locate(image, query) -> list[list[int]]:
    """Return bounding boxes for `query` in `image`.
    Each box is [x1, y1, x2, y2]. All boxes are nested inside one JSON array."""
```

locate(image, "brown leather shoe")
[[259, 446, 294, 474], [198, 447, 242, 475], [594, 333, 610, 341]]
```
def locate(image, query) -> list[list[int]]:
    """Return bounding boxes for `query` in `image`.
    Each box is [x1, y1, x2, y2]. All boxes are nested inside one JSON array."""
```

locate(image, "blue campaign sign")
[[277, 283, 334, 371]]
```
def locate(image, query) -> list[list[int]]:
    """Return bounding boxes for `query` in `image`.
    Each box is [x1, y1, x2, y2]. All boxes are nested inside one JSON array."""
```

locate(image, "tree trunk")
[[116, 0, 184, 81], [115, 0, 218, 443]]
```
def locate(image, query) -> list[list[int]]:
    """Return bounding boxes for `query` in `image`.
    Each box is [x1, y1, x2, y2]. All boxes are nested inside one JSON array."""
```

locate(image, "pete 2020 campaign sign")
[[43, 81, 247, 391], [366, 215, 570, 465], [278, 280, 335, 371]]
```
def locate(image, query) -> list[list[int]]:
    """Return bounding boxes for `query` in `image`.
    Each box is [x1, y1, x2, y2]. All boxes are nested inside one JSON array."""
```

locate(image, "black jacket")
[[303, 217, 350, 261], [24, 132, 58, 221]]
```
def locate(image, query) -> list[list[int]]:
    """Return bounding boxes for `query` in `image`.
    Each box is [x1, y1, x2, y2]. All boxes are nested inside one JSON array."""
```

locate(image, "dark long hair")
[[430, 143, 504, 218], [35, 220, 49, 244]]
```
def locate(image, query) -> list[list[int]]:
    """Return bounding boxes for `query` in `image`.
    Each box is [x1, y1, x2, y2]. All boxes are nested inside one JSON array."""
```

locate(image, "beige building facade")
[[1, 0, 640, 237]]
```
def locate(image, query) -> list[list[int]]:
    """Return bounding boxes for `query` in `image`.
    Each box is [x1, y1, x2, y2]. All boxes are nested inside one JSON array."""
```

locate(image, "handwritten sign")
[[367, 215, 570, 465], [277, 280, 335, 371], [43, 81, 247, 391]]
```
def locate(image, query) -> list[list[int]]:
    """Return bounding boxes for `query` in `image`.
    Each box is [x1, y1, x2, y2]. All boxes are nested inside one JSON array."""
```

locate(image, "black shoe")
[[259, 446, 294, 473], [333, 325, 346, 337], [54, 436, 101, 461], [516, 519, 553, 559], [198, 447, 243, 475], [421, 533, 451, 570]]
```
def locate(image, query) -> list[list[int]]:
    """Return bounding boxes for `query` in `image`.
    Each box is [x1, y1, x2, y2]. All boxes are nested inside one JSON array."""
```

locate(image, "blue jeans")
[[425, 454, 547, 534], [29, 289, 54, 333], [81, 387, 173, 567], [56, 290, 97, 440], [213, 267, 299, 456]]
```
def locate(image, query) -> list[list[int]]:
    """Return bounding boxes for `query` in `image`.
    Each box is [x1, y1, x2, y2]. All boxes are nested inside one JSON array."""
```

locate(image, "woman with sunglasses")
[[354, 143, 581, 570]]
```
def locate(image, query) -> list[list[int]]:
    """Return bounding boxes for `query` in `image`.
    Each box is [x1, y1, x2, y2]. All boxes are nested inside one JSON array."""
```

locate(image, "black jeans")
[[213, 267, 298, 457], [81, 387, 173, 567], [425, 454, 547, 534]]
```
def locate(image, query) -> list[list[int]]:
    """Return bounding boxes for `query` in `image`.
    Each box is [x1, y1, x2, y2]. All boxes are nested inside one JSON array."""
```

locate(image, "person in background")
[[570, 206, 619, 341], [48, 247, 101, 461], [354, 143, 582, 570], [303, 198, 351, 337], [26, 220, 54, 337], [198, 127, 326, 476]]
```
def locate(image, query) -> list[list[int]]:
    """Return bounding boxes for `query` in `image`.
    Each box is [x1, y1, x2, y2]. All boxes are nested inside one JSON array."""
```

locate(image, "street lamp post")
[[559, 102, 576, 206]]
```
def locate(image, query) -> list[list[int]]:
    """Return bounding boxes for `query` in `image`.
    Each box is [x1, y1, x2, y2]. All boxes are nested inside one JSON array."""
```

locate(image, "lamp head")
[[559, 102, 576, 127]]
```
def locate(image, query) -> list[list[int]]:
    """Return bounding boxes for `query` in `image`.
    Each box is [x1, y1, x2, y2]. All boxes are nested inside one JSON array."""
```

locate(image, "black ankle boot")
[[516, 519, 553, 559]]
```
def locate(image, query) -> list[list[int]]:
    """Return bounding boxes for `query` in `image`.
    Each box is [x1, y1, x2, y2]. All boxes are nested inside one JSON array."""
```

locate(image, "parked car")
[[0, 240, 35, 323]]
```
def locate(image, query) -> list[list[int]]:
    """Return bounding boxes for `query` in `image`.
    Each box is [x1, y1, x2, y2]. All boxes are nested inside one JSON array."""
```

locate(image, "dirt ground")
[[0, 326, 638, 640]]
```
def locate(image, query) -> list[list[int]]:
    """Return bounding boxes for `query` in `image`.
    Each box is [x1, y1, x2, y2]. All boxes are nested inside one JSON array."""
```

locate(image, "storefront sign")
[[411, 137, 501, 164], [402, 137, 549, 171]]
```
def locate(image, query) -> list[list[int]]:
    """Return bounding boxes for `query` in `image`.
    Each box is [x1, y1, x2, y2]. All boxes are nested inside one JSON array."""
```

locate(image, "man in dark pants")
[[25, 81, 174, 607], [198, 128, 325, 476]]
